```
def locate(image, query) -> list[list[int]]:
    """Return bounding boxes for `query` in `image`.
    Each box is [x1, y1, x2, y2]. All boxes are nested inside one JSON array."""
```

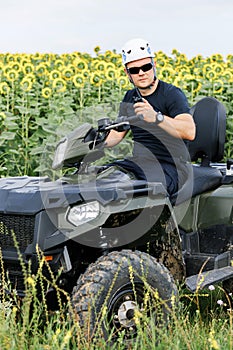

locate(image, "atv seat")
[[172, 97, 226, 205]]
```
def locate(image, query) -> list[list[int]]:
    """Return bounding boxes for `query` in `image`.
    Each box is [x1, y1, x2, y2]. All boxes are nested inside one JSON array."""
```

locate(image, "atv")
[[0, 96, 233, 340]]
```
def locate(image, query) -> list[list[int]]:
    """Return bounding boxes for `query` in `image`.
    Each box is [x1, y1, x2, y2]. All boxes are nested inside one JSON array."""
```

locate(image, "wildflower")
[[217, 299, 224, 306], [62, 330, 72, 345], [208, 329, 220, 350], [12, 306, 18, 314], [210, 339, 220, 350], [208, 285, 215, 291], [26, 276, 35, 287]]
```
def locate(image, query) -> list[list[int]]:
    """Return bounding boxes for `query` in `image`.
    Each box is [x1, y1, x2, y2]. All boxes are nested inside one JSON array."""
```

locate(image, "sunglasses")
[[127, 62, 153, 75]]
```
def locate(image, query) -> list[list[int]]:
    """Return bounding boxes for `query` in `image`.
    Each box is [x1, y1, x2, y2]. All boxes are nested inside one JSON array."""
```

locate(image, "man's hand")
[[133, 98, 157, 123], [133, 98, 196, 140]]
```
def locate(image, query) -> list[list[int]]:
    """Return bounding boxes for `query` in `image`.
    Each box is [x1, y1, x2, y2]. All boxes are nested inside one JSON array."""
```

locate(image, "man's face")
[[126, 57, 155, 89]]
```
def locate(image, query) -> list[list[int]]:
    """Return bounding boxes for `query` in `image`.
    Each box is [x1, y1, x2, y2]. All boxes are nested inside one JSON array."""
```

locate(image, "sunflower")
[[190, 55, 204, 65], [90, 72, 103, 86], [62, 67, 74, 81], [33, 52, 44, 61], [158, 66, 176, 81], [205, 70, 217, 81], [212, 80, 224, 94], [54, 59, 65, 71], [203, 63, 214, 75], [0, 82, 10, 94], [117, 76, 130, 89], [105, 67, 119, 80], [9, 62, 21, 72], [104, 50, 114, 59], [5, 69, 19, 82], [80, 68, 90, 78], [72, 73, 86, 88], [22, 63, 34, 75], [5, 54, 16, 63], [41, 87, 52, 99], [49, 70, 62, 81], [94, 46, 101, 55], [105, 62, 115, 70], [73, 58, 88, 71], [52, 78, 66, 92], [221, 70, 233, 81], [35, 63, 49, 76], [181, 74, 202, 94], [25, 73, 36, 83], [193, 67, 204, 77], [213, 63, 225, 75], [19, 58, 31, 67], [226, 54, 233, 65], [174, 53, 188, 66], [156, 51, 169, 61], [209, 53, 224, 63], [177, 66, 190, 76], [92, 60, 107, 72], [20, 77, 33, 92]]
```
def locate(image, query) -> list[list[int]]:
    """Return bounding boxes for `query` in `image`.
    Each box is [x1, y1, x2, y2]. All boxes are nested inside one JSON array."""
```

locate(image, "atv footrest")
[[186, 266, 233, 292]]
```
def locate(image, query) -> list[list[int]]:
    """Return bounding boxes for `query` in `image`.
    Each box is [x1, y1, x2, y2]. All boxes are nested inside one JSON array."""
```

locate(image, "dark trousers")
[[107, 157, 188, 196]]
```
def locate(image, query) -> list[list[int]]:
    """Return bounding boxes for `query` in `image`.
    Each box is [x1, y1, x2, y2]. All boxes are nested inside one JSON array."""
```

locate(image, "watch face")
[[157, 112, 164, 123]]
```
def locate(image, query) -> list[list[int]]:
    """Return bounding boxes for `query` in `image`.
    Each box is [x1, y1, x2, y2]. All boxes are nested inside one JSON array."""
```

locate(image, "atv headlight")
[[52, 137, 68, 170], [66, 201, 100, 226]]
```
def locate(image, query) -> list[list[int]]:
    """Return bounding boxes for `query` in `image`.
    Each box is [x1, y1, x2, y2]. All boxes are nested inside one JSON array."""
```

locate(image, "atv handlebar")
[[94, 114, 144, 144], [52, 114, 144, 170], [97, 114, 144, 132]]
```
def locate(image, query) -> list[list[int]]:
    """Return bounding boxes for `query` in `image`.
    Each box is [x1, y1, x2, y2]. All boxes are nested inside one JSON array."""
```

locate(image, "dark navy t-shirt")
[[118, 80, 191, 164]]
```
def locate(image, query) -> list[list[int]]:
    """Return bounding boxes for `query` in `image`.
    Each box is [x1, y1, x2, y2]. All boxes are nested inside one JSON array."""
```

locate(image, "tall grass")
[[0, 247, 232, 350]]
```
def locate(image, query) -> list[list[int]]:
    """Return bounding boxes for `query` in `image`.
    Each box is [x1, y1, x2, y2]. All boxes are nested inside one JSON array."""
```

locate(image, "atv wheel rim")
[[108, 283, 145, 335]]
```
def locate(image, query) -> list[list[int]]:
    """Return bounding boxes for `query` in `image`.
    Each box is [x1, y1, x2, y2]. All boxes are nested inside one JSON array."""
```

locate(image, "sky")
[[0, 0, 232, 59]]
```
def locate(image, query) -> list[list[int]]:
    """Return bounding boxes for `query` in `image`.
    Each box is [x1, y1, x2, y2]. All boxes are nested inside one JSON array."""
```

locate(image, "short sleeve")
[[166, 87, 190, 117]]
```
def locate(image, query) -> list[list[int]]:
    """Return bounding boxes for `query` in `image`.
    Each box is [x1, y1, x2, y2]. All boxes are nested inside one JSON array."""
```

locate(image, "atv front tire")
[[71, 249, 178, 340]]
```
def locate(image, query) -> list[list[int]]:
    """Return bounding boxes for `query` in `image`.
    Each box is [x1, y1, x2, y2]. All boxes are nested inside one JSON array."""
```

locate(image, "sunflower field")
[[0, 48, 232, 176]]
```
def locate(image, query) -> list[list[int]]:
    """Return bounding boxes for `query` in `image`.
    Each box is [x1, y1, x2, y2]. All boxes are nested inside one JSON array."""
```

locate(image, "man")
[[105, 38, 196, 196]]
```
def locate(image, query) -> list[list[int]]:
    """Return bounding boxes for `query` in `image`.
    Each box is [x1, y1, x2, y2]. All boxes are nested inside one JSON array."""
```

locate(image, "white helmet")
[[121, 38, 154, 65]]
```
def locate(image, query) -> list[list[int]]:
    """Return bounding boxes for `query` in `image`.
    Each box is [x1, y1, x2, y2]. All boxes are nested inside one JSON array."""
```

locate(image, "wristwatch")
[[155, 111, 164, 124]]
